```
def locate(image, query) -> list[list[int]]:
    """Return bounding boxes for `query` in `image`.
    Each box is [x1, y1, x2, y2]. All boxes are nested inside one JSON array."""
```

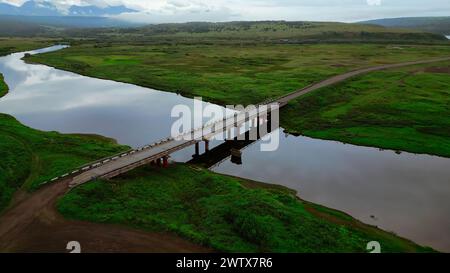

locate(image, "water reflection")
[[0, 46, 225, 161], [1, 46, 450, 252]]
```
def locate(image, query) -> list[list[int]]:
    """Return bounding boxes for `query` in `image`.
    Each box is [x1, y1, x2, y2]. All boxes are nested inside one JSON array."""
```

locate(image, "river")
[[1, 45, 450, 252]]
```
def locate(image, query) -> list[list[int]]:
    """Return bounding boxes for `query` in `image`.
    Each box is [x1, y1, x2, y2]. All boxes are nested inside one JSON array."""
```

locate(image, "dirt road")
[[0, 180, 210, 253], [277, 57, 450, 104]]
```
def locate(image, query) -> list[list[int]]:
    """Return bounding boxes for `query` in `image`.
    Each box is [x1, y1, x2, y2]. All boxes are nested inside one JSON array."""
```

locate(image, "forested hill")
[[65, 21, 448, 44], [361, 17, 450, 35]]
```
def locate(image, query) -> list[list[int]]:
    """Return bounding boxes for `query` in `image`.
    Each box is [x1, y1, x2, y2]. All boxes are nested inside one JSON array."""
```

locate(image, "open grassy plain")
[[64, 21, 447, 44], [27, 43, 450, 105], [0, 113, 129, 211], [281, 61, 450, 157], [0, 37, 55, 56], [58, 164, 433, 253]]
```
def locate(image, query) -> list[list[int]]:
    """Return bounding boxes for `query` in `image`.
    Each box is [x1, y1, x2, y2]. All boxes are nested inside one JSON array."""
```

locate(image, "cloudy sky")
[[2, 0, 450, 23]]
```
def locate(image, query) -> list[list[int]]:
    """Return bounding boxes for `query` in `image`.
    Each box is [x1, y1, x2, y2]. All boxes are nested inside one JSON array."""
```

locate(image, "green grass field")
[[58, 164, 433, 253], [281, 61, 450, 157], [0, 74, 7, 98], [0, 38, 55, 57], [65, 21, 447, 44], [27, 43, 450, 106], [0, 113, 129, 211]]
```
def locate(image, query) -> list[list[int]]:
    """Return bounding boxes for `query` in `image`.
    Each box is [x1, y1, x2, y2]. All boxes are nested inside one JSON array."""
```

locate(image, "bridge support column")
[[163, 156, 169, 168], [257, 115, 261, 139], [195, 142, 200, 156], [204, 140, 210, 153], [267, 109, 272, 133]]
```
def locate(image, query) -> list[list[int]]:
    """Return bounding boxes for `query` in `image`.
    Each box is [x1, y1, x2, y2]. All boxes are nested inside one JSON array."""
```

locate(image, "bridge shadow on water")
[[188, 120, 275, 169]]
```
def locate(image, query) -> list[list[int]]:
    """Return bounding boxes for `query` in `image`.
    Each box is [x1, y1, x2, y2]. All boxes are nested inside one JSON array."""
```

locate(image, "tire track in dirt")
[[0, 180, 210, 253]]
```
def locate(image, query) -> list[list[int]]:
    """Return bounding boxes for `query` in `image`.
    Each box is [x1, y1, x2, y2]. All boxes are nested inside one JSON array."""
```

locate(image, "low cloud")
[[1, 0, 449, 22]]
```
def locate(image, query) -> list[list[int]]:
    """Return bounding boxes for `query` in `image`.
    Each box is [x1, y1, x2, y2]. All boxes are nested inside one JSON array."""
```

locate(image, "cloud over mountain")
[[0, 0, 137, 16]]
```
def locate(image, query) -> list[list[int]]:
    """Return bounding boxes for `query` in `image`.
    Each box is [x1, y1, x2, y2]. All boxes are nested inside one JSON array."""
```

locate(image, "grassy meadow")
[[0, 74, 7, 98], [58, 164, 433, 253], [0, 113, 129, 211], [64, 21, 447, 44], [281, 61, 450, 157], [27, 43, 450, 105], [0, 37, 55, 57]]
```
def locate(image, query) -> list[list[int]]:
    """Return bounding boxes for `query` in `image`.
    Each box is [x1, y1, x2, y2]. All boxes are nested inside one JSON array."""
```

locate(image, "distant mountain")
[[0, 0, 138, 17], [17, 0, 60, 16], [361, 17, 450, 35]]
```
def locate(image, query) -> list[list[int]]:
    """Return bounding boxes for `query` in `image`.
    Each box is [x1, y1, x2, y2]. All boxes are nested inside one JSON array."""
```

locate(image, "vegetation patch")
[[0, 73, 7, 98], [0, 114, 129, 212], [0, 38, 54, 57], [26, 43, 450, 106], [281, 61, 450, 157], [58, 164, 433, 253]]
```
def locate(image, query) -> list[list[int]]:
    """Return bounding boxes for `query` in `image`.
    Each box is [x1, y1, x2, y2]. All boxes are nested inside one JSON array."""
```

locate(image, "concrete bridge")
[[62, 104, 277, 188], [39, 56, 450, 189]]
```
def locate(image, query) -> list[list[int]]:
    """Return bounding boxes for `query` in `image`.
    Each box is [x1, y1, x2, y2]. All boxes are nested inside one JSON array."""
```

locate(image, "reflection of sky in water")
[[0, 46, 227, 157], [1, 46, 450, 252]]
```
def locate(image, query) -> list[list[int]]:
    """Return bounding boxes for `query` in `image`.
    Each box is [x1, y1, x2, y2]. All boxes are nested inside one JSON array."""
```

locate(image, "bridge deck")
[[69, 139, 196, 187]]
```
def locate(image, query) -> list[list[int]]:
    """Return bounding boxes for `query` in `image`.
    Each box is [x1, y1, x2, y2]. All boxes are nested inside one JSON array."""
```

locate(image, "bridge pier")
[[156, 158, 162, 167], [204, 140, 210, 153], [195, 142, 200, 156], [257, 115, 261, 139], [163, 156, 169, 168], [267, 109, 272, 133]]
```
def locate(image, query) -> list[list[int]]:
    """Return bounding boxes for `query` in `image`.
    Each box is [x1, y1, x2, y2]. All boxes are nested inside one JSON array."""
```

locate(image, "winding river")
[[1, 46, 450, 252]]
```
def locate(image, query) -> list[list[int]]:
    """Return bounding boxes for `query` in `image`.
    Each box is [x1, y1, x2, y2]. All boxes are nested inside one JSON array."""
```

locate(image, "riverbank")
[[0, 74, 7, 98], [25, 43, 450, 157], [0, 38, 55, 57], [57, 163, 433, 253], [0, 112, 433, 253], [25, 43, 450, 106], [0, 113, 129, 212], [281, 61, 450, 158]]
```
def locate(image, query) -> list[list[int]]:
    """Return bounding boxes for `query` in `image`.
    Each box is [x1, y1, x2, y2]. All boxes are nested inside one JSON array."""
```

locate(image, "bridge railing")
[[38, 136, 176, 187]]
